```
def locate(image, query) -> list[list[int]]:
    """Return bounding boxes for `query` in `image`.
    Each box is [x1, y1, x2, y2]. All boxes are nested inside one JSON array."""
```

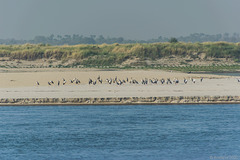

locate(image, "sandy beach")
[[0, 68, 214, 88], [0, 68, 239, 100]]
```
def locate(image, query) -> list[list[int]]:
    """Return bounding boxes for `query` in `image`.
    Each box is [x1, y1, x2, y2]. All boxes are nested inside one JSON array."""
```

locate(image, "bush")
[[1, 42, 240, 67], [169, 37, 178, 43]]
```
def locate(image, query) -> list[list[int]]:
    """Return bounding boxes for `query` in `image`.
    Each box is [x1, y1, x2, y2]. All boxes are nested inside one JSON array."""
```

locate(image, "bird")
[[174, 79, 179, 84], [184, 78, 188, 84], [192, 79, 196, 83], [153, 78, 158, 84], [160, 78, 165, 84], [141, 79, 146, 85], [117, 80, 122, 85], [98, 79, 102, 84], [76, 79, 80, 84], [166, 78, 172, 84], [89, 78, 93, 85]]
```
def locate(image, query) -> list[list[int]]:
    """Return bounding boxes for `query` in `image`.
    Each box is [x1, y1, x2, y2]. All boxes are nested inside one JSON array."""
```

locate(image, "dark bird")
[[76, 79, 80, 84], [175, 79, 179, 84], [166, 78, 172, 84], [89, 78, 93, 85], [161, 78, 165, 84]]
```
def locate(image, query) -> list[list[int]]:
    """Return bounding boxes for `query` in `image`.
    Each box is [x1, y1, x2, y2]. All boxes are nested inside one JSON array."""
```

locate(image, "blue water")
[[0, 105, 240, 160]]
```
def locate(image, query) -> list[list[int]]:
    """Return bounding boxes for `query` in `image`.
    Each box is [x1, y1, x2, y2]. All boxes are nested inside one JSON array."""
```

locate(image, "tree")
[[169, 37, 178, 43]]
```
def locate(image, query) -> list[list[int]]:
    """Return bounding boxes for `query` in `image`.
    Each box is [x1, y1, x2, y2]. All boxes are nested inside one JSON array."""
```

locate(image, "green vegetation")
[[146, 64, 240, 72], [169, 37, 178, 43], [1, 42, 240, 71]]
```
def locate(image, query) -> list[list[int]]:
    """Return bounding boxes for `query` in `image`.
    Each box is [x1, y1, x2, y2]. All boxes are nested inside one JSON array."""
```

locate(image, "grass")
[[148, 64, 240, 72], [1, 42, 240, 72]]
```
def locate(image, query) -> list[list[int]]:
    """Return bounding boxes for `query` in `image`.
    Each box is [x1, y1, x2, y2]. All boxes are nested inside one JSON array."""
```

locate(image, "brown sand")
[[0, 68, 239, 99], [0, 68, 227, 87]]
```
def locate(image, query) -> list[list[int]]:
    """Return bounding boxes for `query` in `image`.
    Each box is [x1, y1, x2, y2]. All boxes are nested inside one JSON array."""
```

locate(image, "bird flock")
[[36, 76, 204, 86], [36, 78, 81, 86]]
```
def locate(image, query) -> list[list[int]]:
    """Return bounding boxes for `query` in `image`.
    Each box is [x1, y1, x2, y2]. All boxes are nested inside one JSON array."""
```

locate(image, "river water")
[[0, 105, 239, 160]]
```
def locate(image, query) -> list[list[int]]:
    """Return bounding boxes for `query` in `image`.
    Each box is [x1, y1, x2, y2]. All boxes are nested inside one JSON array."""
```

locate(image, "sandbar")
[[0, 68, 239, 105]]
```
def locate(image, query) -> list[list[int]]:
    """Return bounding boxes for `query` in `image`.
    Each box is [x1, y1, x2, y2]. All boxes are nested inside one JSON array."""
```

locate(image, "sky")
[[0, 0, 240, 40]]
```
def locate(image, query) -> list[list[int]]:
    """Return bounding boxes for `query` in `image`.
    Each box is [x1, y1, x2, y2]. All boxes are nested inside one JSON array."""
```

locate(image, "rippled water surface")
[[0, 104, 240, 160]]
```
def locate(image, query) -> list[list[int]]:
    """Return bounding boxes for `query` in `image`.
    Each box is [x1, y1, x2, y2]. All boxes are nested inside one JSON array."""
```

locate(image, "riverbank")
[[0, 75, 239, 99], [1, 96, 240, 106], [1, 68, 240, 105], [0, 68, 229, 88]]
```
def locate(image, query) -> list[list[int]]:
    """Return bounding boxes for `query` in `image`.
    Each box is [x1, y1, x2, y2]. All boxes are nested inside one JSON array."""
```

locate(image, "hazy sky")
[[0, 0, 240, 40]]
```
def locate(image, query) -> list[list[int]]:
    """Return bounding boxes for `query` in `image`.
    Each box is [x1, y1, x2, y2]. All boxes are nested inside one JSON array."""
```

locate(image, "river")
[[0, 104, 239, 160]]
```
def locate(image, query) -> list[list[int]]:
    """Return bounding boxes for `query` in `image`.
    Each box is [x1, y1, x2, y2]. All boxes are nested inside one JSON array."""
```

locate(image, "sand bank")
[[0, 68, 228, 87], [0, 76, 239, 99], [0, 68, 240, 105]]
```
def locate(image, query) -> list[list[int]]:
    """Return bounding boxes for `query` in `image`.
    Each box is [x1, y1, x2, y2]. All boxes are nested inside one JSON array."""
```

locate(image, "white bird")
[[184, 78, 188, 84], [192, 79, 196, 83]]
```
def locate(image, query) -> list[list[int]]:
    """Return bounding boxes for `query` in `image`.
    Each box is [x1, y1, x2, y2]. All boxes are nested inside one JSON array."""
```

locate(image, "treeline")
[[1, 33, 240, 45], [1, 42, 240, 66]]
